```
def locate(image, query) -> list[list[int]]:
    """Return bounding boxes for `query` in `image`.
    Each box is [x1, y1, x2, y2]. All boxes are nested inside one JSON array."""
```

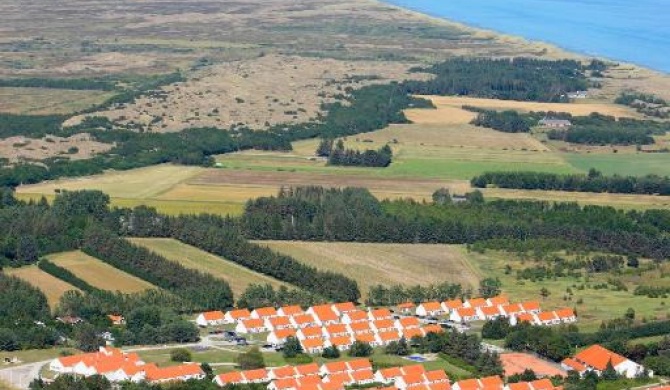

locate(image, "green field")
[[565, 153, 670, 177], [129, 238, 289, 296]]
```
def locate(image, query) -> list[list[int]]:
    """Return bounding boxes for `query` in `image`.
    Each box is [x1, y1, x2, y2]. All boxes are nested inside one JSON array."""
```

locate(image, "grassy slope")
[[465, 250, 670, 332], [128, 238, 289, 296], [3, 266, 79, 309], [256, 241, 481, 300], [46, 250, 155, 293]]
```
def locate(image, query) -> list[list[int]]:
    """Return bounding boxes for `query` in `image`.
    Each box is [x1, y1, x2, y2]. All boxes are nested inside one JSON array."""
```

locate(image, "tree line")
[[403, 58, 589, 102], [616, 92, 669, 119], [471, 169, 670, 195], [366, 282, 465, 307], [467, 107, 533, 133], [82, 225, 234, 312], [320, 139, 394, 167], [241, 186, 670, 260], [38, 259, 101, 294], [0, 77, 118, 91], [120, 207, 361, 303], [546, 113, 669, 146]]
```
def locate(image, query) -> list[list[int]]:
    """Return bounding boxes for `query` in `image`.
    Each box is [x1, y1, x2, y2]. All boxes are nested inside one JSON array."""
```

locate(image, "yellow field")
[[17, 164, 204, 199], [410, 96, 641, 121], [256, 241, 481, 299], [128, 238, 289, 295], [483, 188, 670, 210], [4, 266, 79, 309], [46, 251, 155, 293]]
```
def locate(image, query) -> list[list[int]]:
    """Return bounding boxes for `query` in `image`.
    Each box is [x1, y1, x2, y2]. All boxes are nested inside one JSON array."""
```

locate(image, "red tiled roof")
[[487, 296, 509, 306], [401, 365, 426, 376], [329, 336, 353, 346], [530, 379, 554, 390], [574, 345, 627, 371], [273, 366, 298, 379], [508, 383, 532, 390], [369, 308, 392, 319], [555, 308, 575, 319], [354, 333, 376, 343], [217, 371, 244, 385], [333, 302, 357, 313], [296, 363, 320, 377], [423, 325, 443, 334], [521, 301, 540, 312], [301, 337, 325, 349], [454, 379, 479, 390], [399, 317, 421, 328], [443, 299, 463, 310], [398, 302, 416, 309], [241, 318, 265, 329], [467, 298, 487, 308], [311, 305, 339, 322], [325, 324, 349, 336], [351, 369, 374, 382], [322, 361, 348, 373], [479, 375, 503, 389], [374, 319, 395, 330], [347, 359, 372, 371], [561, 357, 586, 372], [479, 306, 501, 316], [403, 328, 425, 339], [244, 368, 269, 381], [280, 305, 304, 316], [349, 322, 372, 333], [300, 326, 324, 338], [145, 364, 203, 382], [424, 370, 449, 382], [254, 307, 278, 317], [227, 309, 251, 319], [456, 307, 476, 317], [420, 301, 442, 311], [345, 310, 369, 322], [536, 312, 557, 322], [270, 316, 293, 328], [378, 330, 401, 342]]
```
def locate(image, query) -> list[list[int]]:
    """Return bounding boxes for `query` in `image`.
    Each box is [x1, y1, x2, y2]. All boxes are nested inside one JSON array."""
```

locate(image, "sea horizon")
[[381, 0, 670, 74]]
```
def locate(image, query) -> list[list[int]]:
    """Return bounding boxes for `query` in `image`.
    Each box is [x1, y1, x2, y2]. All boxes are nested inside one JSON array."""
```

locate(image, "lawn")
[[3, 266, 79, 310], [128, 238, 289, 296], [46, 251, 155, 293], [256, 241, 481, 300], [465, 249, 670, 332]]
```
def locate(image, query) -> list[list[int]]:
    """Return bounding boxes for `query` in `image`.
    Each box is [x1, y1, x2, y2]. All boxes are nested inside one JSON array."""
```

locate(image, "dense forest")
[[471, 169, 670, 195], [242, 186, 670, 260], [546, 113, 669, 145], [467, 107, 534, 133], [403, 58, 589, 102], [0, 77, 118, 91], [323, 139, 394, 167]]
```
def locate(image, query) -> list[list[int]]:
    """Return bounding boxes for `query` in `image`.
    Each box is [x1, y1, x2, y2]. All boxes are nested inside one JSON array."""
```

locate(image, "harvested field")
[[3, 266, 78, 309], [185, 168, 469, 202], [0, 133, 112, 163], [129, 238, 289, 295], [415, 96, 641, 119], [46, 251, 155, 293], [483, 188, 670, 210], [0, 87, 113, 115], [500, 353, 567, 378], [17, 164, 205, 199], [255, 241, 481, 299]]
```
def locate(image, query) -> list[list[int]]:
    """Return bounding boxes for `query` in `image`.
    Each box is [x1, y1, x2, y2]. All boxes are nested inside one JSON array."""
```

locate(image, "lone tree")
[[322, 345, 341, 359], [170, 348, 192, 363], [479, 278, 502, 298], [237, 347, 265, 370], [348, 341, 373, 357], [283, 336, 303, 358]]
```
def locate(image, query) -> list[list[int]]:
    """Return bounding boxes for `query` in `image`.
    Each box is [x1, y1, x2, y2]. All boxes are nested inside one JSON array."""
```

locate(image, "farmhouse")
[[196, 311, 225, 327], [108, 315, 125, 326], [416, 301, 443, 317], [538, 118, 572, 128], [561, 344, 651, 378]]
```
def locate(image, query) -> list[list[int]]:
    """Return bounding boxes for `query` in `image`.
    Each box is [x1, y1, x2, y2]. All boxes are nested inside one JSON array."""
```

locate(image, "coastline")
[[372, 0, 670, 99]]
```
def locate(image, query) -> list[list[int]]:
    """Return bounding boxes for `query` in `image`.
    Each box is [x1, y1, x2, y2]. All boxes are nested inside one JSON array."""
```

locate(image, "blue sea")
[[382, 0, 670, 73]]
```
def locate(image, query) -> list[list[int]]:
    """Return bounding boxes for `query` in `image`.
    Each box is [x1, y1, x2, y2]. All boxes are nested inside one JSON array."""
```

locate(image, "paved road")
[[0, 360, 49, 390]]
